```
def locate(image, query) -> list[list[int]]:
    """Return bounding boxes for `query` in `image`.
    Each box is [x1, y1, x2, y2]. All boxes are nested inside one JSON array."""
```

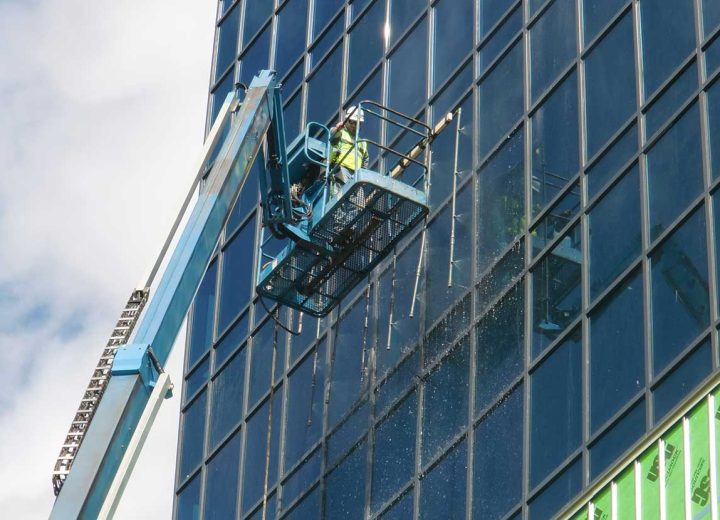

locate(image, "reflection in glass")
[[480, 6, 522, 73], [528, 458, 581, 519], [590, 400, 645, 479], [645, 61, 697, 140], [651, 207, 709, 375], [532, 224, 582, 357], [531, 182, 581, 258], [586, 123, 637, 198], [477, 242, 524, 313], [433, 0, 473, 90], [275, 0, 309, 77], [530, 0, 576, 101], [388, 17, 427, 118], [389, 0, 425, 46], [313, 0, 344, 40], [654, 340, 711, 422], [348, 0, 385, 95], [583, 0, 627, 45], [307, 43, 343, 125], [310, 14, 343, 69]]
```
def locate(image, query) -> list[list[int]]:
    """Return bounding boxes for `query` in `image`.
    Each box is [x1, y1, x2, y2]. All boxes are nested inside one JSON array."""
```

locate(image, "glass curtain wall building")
[[174, 0, 720, 518]]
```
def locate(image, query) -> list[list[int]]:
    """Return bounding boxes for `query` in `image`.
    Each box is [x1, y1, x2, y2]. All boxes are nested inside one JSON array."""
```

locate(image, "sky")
[[0, 0, 217, 517]]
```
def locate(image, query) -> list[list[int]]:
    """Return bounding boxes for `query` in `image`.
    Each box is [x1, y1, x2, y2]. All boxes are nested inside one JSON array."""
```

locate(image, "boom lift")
[[50, 70, 454, 518]]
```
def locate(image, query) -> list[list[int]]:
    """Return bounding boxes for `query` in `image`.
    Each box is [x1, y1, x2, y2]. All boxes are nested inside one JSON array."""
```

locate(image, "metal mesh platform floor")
[[257, 170, 428, 317]]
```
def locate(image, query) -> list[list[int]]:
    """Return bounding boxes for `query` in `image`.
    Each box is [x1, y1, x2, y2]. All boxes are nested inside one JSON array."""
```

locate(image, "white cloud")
[[0, 0, 216, 517]]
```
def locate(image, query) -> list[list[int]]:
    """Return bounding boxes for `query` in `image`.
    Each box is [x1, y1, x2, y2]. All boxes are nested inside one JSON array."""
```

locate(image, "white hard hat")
[[346, 105, 365, 122]]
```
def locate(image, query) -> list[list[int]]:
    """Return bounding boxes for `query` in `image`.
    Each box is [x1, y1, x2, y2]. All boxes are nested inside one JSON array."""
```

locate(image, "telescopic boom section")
[[50, 71, 279, 519]]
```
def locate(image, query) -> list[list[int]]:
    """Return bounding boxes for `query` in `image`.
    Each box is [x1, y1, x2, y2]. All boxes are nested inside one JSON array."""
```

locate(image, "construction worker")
[[329, 105, 368, 197]]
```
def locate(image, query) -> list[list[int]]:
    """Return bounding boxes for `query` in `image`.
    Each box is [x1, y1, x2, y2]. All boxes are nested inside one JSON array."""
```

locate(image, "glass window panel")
[[585, 13, 636, 159], [216, 5, 240, 82], [313, 0, 344, 39], [422, 340, 469, 463], [424, 296, 471, 366], [178, 391, 207, 483], [583, 0, 627, 45], [478, 128, 525, 274], [288, 311, 318, 365], [239, 24, 272, 86], [242, 392, 282, 514], [348, 0, 385, 95], [480, 0, 517, 37], [284, 487, 320, 520], [531, 182, 581, 257], [640, 0, 696, 98], [177, 473, 202, 520], [589, 271, 644, 432], [184, 357, 209, 405], [215, 312, 248, 369], [310, 13, 343, 68], [377, 240, 422, 367], [587, 123, 637, 199], [242, 0, 273, 47], [654, 339, 712, 422], [476, 284, 524, 413], [388, 17, 427, 118], [420, 441, 467, 520], [282, 60, 305, 97], [424, 184, 472, 326], [204, 433, 241, 520], [283, 450, 321, 507], [532, 224, 582, 357], [708, 80, 720, 180], [328, 401, 369, 465], [209, 347, 246, 448], [647, 103, 703, 240], [432, 62, 473, 125], [219, 217, 256, 332], [704, 0, 720, 38], [473, 385, 523, 519], [532, 71, 579, 214], [225, 160, 259, 237], [329, 302, 368, 428], [285, 342, 326, 468], [530, 329, 582, 487], [283, 91, 303, 141], [588, 166, 641, 299], [529, 0, 549, 16], [248, 494, 276, 520], [528, 458, 582, 519], [248, 318, 276, 408], [477, 242, 524, 312], [371, 392, 417, 511], [479, 41, 524, 157], [375, 350, 418, 415], [651, 207, 710, 374], [480, 5, 522, 73], [389, 0, 425, 46], [707, 36, 720, 77], [307, 43, 343, 125], [379, 491, 413, 519], [275, 0, 309, 77], [351, 0, 373, 20], [646, 62, 698, 140], [189, 261, 217, 368], [433, 0, 473, 90], [325, 443, 367, 518], [590, 400, 645, 479], [530, 0, 577, 102]]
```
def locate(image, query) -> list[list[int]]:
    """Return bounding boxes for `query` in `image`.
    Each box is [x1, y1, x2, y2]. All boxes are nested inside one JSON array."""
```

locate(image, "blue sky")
[[0, 1, 216, 516]]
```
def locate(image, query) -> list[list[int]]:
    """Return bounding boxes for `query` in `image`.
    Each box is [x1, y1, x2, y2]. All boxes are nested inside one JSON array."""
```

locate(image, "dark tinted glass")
[[433, 0, 473, 90], [328, 401, 369, 465], [583, 0, 627, 45], [284, 486, 320, 520], [476, 284, 524, 413], [177, 473, 201, 520], [184, 357, 209, 404], [647, 103, 703, 241], [204, 433, 240, 520], [379, 491, 413, 519], [477, 129, 524, 274], [530, 0, 577, 101], [310, 14, 344, 68], [431, 62, 473, 125], [709, 81, 720, 180], [283, 91, 303, 140], [275, 0, 309, 77], [283, 450, 321, 507], [479, 41, 524, 157], [425, 296, 471, 366], [242, 0, 273, 46], [477, 242, 524, 312], [704, 0, 720, 37], [375, 350, 418, 415], [530, 329, 582, 487], [214, 312, 248, 368], [216, 5, 240, 81], [480, 5, 522, 73], [640, 0, 696, 98], [708, 37, 720, 77], [422, 340, 469, 463], [645, 62, 697, 140], [348, 0, 385, 95], [313, 0, 344, 39], [587, 123, 637, 198], [371, 392, 417, 511], [388, 17, 427, 118], [248, 318, 276, 408], [531, 71, 579, 214], [209, 347, 246, 448], [585, 12, 636, 159], [589, 271, 644, 432], [531, 225, 582, 356], [189, 261, 217, 367], [239, 25, 271, 86], [480, 0, 517, 37], [473, 385, 523, 519], [651, 207, 710, 374], [218, 218, 255, 332], [179, 391, 207, 482], [389, 0, 424, 46], [325, 443, 367, 518], [285, 342, 326, 468], [531, 182, 581, 257], [654, 339, 712, 422], [242, 392, 281, 513], [588, 166, 641, 299], [211, 71, 236, 124], [528, 458, 582, 519], [307, 43, 343, 124], [420, 441, 467, 519], [590, 400, 645, 479]]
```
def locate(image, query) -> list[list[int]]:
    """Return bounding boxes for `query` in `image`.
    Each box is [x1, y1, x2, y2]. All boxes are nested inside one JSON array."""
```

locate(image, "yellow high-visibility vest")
[[331, 128, 368, 171]]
